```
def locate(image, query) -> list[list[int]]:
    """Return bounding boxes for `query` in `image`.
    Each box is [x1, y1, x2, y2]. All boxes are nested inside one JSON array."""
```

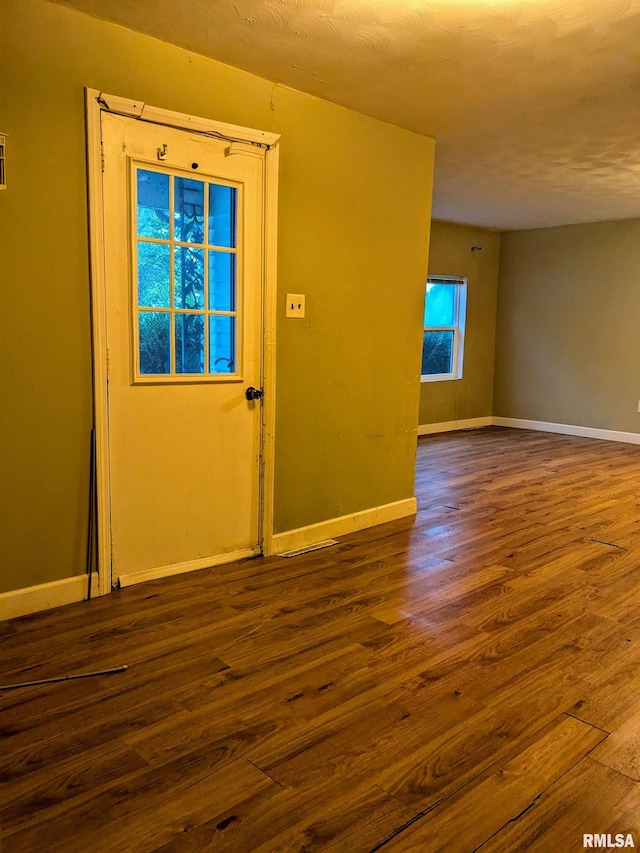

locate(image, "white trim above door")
[[86, 89, 279, 596]]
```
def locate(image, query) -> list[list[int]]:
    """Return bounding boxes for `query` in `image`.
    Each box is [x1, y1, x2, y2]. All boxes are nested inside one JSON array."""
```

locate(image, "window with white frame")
[[421, 276, 467, 381]]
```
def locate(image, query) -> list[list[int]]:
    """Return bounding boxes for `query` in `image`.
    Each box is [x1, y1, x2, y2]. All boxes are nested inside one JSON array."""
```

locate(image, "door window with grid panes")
[[134, 167, 241, 380], [421, 276, 467, 381]]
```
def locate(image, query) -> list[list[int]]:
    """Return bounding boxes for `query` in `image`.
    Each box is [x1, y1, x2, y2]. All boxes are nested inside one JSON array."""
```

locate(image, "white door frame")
[[86, 88, 280, 596]]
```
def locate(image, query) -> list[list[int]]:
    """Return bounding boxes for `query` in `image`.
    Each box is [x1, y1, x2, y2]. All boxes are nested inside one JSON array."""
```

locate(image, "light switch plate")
[[286, 293, 306, 318]]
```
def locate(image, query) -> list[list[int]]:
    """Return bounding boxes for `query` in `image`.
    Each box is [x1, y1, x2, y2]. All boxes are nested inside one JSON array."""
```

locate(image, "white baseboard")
[[418, 415, 640, 446], [117, 545, 261, 588], [271, 497, 417, 555], [8, 415, 637, 618], [418, 417, 492, 435], [493, 417, 640, 445], [1, 572, 99, 621]]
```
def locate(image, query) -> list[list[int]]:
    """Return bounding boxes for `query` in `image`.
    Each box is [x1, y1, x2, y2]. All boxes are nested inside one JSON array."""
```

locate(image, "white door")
[[101, 112, 264, 587]]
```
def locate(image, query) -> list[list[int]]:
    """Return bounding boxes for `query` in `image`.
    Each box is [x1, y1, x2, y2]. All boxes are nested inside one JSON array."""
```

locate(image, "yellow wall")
[[494, 220, 640, 432], [419, 221, 500, 425], [0, 0, 434, 593]]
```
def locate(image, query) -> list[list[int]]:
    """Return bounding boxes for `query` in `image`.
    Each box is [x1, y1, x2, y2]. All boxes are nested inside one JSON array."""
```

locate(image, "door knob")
[[245, 386, 264, 401]]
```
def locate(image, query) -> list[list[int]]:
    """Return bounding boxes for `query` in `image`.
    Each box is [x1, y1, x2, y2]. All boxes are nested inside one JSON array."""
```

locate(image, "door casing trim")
[[86, 88, 280, 595]]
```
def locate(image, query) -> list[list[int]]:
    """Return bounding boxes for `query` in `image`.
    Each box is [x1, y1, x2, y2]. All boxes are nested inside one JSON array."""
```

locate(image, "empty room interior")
[[2, 0, 640, 850]]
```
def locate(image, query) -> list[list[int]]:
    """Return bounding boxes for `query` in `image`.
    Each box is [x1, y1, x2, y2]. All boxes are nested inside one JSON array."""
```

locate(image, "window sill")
[[421, 374, 462, 383]]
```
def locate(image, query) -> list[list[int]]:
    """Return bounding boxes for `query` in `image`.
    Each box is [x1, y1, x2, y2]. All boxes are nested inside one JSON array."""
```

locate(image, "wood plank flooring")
[[2, 426, 640, 851]]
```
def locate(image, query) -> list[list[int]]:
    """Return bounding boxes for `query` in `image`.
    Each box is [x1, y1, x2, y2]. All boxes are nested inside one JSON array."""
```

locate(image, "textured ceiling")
[[49, 0, 640, 230]]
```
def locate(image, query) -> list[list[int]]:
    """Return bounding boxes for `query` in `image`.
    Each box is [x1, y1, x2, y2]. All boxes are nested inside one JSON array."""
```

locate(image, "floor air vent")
[[279, 539, 339, 558]]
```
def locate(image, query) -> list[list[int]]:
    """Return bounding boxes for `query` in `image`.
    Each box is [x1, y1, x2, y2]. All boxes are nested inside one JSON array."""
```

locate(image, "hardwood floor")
[[2, 426, 640, 851]]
